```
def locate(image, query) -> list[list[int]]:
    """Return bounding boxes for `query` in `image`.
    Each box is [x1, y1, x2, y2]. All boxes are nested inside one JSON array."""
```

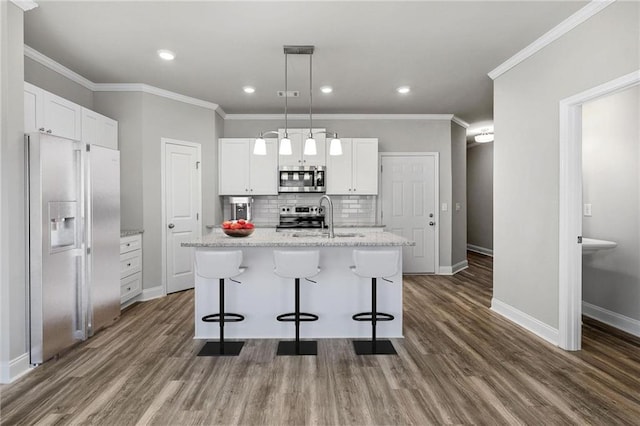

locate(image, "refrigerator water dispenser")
[[49, 201, 77, 252]]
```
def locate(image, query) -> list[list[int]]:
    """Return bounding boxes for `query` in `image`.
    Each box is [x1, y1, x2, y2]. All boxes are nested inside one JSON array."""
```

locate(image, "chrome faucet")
[[319, 194, 335, 238]]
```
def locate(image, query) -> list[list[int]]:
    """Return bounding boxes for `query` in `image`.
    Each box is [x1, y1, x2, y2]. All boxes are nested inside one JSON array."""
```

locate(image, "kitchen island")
[[182, 228, 414, 340]]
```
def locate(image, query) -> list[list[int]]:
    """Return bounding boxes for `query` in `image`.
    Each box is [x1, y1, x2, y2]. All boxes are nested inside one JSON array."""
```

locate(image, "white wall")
[[467, 143, 493, 251], [582, 85, 640, 322], [0, 1, 27, 383], [493, 1, 640, 329]]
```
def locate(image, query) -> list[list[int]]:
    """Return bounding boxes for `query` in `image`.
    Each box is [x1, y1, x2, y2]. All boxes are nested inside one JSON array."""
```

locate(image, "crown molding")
[[488, 0, 615, 80], [10, 0, 38, 11], [24, 45, 96, 90], [93, 83, 223, 114], [24, 45, 225, 115], [225, 113, 460, 122], [452, 116, 470, 128]]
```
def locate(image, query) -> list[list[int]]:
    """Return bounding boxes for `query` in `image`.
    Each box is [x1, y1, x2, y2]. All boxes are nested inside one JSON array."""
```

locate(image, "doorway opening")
[[558, 70, 640, 350]]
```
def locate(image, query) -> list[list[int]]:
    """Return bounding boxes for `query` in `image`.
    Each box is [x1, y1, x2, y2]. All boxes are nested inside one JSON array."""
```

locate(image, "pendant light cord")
[[284, 52, 288, 136], [309, 53, 313, 136]]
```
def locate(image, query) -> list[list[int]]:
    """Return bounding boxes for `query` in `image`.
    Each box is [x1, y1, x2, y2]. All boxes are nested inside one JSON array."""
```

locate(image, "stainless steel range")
[[277, 205, 326, 230]]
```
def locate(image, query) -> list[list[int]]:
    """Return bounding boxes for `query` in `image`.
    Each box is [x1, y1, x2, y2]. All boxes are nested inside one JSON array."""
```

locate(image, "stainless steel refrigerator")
[[27, 132, 120, 364]]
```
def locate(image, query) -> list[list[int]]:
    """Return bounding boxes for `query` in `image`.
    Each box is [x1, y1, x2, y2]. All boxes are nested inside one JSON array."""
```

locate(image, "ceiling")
[[24, 1, 587, 135]]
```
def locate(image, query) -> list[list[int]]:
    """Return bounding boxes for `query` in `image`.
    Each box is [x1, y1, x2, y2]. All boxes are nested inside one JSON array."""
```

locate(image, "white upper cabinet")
[[24, 82, 44, 134], [219, 138, 278, 195], [326, 138, 378, 195], [24, 82, 117, 148], [278, 128, 326, 166], [24, 81, 81, 140], [43, 91, 82, 140], [82, 108, 118, 149]]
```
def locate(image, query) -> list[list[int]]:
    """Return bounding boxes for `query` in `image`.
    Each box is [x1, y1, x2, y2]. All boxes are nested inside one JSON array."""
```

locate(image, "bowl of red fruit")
[[221, 219, 255, 237]]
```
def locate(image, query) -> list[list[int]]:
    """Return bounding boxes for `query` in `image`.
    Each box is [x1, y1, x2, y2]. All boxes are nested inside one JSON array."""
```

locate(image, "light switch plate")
[[455, 203, 461, 211], [583, 203, 592, 217], [442, 203, 448, 212]]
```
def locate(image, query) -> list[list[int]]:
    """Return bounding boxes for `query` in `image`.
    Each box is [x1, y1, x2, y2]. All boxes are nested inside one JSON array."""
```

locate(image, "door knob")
[[429, 221, 435, 226], [168, 223, 175, 229]]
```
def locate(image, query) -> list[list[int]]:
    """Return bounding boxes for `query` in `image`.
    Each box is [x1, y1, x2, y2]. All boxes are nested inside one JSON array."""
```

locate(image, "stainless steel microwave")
[[278, 166, 325, 193]]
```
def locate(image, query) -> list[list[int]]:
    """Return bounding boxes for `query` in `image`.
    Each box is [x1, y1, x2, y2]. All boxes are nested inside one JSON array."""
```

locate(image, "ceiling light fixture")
[[243, 86, 256, 94], [157, 49, 175, 61], [397, 86, 410, 94], [320, 86, 333, 94], [474, 129, 494, 143], [254, 46, 342, 156]]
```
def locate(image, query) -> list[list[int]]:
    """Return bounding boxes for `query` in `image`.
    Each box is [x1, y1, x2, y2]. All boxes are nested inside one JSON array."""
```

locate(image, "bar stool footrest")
[[352, 312, 394, 322], [197, 341, 245, 357], [276, 312, 319, 322], [353, 339, 397, 355], [202, 313, 245, 323]]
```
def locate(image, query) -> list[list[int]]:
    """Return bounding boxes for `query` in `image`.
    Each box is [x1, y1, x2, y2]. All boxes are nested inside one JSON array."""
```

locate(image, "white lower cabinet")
[[120, 234, 142, 305]]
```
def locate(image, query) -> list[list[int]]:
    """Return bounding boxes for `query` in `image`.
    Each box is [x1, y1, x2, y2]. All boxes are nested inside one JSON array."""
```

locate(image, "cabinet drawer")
[[120, 234, 142, 254], [120, 250, 142, 279], [120, 272, 142, 304]]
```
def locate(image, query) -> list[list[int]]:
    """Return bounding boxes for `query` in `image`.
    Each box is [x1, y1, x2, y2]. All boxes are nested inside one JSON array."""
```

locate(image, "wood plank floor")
[[2, 252, 640, 425]]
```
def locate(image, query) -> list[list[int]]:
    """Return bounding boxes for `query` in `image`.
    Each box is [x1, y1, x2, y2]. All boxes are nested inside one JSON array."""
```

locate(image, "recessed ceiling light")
[[397, 86, 410, 94], [157, 49, 175, 61], [243, 86, 256, 94], [320, 86, 333, 94]]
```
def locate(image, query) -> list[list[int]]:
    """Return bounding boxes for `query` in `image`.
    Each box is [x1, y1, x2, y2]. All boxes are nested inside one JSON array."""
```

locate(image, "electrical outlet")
[[442, 203, 448, 212], [455, 203, 461, 211], [583, 203, 592, 217]]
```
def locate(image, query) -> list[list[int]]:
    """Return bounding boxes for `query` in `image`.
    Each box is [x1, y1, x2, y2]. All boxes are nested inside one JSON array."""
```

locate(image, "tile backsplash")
[[223, 194, 377, 226]]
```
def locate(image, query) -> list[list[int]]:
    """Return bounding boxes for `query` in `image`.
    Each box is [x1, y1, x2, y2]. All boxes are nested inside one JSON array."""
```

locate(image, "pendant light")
[[254, 45, 342, 156]]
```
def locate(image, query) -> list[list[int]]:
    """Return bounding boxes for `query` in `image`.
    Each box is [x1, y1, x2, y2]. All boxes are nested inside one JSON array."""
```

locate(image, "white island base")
[[193, 245, 404, 340]]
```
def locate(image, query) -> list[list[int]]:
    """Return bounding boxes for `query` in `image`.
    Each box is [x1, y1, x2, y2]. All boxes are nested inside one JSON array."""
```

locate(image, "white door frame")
[[378, 152, 440, 274], [558, 70, 640, 351], [160, 138, 202, 296]]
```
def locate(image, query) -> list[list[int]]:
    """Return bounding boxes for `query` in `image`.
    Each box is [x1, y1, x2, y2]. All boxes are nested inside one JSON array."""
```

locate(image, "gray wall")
[[93, 92, 144, 230], [467, 143, 493, 251], [451, 122, 467, 265], [582, 85, 640, 322], [24, 56, 94, 109], [493, 1, 640, 329], [224, 118, 459, 268], [0, 2, 27, 373], [140, 93, 218, 290]]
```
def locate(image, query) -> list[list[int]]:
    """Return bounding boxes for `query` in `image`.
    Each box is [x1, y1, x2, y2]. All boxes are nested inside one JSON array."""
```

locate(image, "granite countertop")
[[121, 229, 144, 237], [183, 228, 414, 248]]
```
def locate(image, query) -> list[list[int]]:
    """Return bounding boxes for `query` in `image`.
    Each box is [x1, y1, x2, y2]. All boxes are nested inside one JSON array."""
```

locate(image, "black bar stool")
[[274, 250, 320, 356], [195, 250, 246, 356], [351, 249, 399, 355]]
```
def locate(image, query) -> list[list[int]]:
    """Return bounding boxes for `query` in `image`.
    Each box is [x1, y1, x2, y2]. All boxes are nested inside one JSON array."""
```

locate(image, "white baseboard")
[[467, 244, 493, 257], [583, 302, 640, 338], [0, 352, 33, 384], [140, 285, 165, 302], [438, 260, 468, 275], [491, 298, 559, 346]]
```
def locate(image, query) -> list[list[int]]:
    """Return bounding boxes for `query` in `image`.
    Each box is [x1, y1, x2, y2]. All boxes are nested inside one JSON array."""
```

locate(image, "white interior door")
[[381, 154, 438, 273], [165, 141, 201, 294]]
